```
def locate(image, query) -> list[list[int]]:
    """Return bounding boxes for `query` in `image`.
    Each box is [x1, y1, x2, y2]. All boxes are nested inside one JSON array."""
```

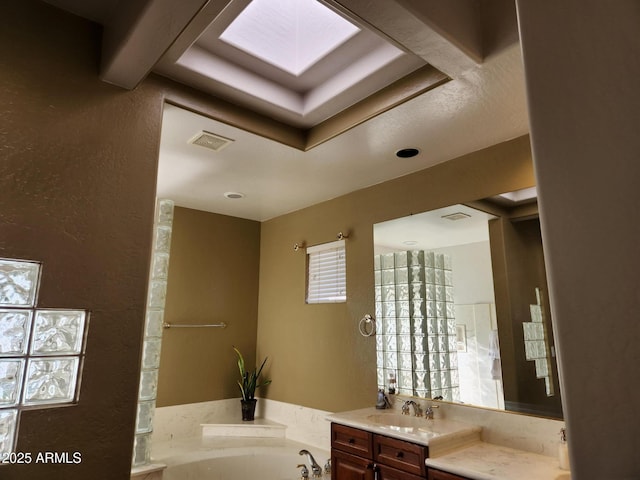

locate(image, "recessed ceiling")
[[42, 0, 529, 222], [155, 0, 432, 130]]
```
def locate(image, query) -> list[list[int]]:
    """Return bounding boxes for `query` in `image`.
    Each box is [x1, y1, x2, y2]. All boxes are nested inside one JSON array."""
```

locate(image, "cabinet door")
[[427, 468, 470, 480], [332, 449, 375, 480], [377, 463, 425, 480]]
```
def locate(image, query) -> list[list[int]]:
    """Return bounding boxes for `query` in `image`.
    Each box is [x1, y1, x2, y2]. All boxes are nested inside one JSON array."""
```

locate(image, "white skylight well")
[[220, 0, 361, 76]]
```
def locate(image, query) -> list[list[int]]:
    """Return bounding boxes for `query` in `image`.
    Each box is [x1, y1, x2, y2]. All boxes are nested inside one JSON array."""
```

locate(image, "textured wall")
[[158, 207, 261, 407], [257, 136, 535, 413], [0, 3, 158, 479]]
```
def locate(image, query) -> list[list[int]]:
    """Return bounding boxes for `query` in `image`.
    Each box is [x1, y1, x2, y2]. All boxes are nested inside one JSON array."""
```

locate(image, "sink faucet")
[[402, 400, 422, 416], [424, 404, 440, 420], [299, 449, 322, 478]]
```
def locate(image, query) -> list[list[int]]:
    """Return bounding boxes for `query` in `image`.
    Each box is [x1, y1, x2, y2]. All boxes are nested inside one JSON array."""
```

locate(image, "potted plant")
[[233, 346, 271, 421]]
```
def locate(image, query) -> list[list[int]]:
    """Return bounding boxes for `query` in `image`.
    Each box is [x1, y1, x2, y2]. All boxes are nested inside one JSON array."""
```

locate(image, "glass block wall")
[[523, 287, 554, 396], [132, 199, 174, 467], [374, 251, 459, 401], [0, 258, 88, 456]]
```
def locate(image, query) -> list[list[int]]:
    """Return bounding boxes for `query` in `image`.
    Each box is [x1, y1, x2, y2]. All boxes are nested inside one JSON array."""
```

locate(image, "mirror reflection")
[[374, 190, 563, 419]]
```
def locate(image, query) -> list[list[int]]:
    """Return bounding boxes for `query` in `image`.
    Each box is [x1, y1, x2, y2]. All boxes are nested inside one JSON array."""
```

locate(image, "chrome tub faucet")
[[299, 449, 322, 478]]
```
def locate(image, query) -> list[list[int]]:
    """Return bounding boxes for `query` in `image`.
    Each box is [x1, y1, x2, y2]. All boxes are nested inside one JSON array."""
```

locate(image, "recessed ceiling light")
[[403, 240, 418, 246], [224, 192, 245, 199], [396, 148, 420, 158]]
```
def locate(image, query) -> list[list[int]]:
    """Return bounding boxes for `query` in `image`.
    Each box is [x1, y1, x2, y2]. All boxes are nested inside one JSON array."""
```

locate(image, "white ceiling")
[[374, 204, 497, 253], [44, 0, 530, 222]]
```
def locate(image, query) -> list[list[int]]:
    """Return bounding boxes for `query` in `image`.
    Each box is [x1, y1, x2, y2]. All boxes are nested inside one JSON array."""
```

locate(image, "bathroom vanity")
[[332, 422, 428, 479], [327, 406, 570, 480], [328, 407, 479, 480]]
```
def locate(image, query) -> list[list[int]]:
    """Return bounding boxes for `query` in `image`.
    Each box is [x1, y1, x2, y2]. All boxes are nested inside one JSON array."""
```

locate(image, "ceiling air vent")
[[441, 212, 471, 221], [188, 131, 234, 152]]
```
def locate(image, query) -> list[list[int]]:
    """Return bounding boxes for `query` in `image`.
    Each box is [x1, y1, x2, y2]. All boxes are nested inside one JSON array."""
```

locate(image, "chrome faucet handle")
[[402, 400, 422, 416], [297, 464, 309, 479], [324, 459, 331, 474], [424, 404, 440, 420]]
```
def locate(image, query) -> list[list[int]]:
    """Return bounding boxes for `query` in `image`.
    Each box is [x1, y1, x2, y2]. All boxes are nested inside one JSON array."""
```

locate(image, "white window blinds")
[[306, 239, 346, 304]]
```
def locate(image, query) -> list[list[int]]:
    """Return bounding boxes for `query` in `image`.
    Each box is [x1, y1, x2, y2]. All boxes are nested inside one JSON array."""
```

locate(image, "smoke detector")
[[188, 131, 234, 152], [441, 212, 471, 221]]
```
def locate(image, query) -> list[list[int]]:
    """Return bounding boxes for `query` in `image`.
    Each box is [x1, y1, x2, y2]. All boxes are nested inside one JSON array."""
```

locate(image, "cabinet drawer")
[[427, 468, 471, 480], [374, 434, 427, 477], [377, 463, 425, 480], [331, 423, 374, 458]]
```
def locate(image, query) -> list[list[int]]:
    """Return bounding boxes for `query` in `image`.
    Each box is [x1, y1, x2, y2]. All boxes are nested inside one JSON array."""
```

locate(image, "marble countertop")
[[425, 441, 571, 480], [326, 407, 481, 453]]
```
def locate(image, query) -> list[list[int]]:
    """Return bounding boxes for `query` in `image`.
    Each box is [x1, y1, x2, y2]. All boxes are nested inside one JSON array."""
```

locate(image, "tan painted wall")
[[158, 207, 261, 407], [489, 218, 562, 418], [257, 135, 535, 413], [0, 2, 265, 478], [0, 3, 161, 479]]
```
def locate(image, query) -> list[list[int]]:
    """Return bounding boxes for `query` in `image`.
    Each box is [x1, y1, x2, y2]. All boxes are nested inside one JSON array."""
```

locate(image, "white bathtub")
[[155, 437, 331, 480]]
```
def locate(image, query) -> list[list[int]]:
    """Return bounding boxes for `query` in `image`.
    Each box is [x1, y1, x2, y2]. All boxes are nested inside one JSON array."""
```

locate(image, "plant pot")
[[240, 399, 257, 421]]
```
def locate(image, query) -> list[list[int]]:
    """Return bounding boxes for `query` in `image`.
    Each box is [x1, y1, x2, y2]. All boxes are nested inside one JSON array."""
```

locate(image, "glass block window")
[[133, 198, 174, 467], [306, 239, 346, 304], [374, 250, 459, 401], [523, 287, 555, 396], [0, 258, 88, 457]]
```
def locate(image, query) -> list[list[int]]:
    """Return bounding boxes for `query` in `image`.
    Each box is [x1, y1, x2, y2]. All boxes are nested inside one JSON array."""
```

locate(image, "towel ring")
[[358, 314, 376, 337]]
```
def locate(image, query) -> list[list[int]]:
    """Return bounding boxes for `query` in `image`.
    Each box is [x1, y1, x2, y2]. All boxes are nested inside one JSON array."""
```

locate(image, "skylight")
[[219, 0, 360, 76]]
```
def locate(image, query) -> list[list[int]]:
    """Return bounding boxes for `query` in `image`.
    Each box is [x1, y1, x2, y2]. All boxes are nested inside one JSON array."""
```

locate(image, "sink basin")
[[366, 414, 422, 429], [363, 412, 482, 443], [365, 413, 448, 439], [326, 407, 482, 452]]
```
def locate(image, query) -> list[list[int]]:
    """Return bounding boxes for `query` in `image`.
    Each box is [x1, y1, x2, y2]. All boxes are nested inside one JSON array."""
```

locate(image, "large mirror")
[[373, 188, 563, 419]]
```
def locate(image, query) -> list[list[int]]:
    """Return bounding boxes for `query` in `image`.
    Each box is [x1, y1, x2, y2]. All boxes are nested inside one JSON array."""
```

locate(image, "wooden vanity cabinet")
[[332, 448, 375, 480], [331, 423, 427, 480], [427, 468, 471, 480]]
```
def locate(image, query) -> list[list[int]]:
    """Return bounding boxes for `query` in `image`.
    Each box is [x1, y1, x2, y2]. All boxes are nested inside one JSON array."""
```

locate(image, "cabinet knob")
[[348, 438, 355, 444], [395, 451, 404, 459]]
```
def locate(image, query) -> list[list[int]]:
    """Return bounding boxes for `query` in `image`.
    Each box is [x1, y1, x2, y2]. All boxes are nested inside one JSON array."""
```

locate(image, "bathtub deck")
[[152, 435, 330, 467]]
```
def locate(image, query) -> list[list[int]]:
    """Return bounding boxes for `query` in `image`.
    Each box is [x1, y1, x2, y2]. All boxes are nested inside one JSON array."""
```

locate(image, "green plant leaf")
[[232, 346, 272, 401]]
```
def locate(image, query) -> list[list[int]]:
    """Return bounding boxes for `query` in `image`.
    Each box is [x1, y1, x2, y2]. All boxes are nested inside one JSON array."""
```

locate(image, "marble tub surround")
[[154, 434, 329, 468], [148, 399, 332, 479], [425, 442, 571, 480], [151, 398, 242, 443], [254, 397, 332, 449], [151, 398, 331, 451], [201, 418, 286, 438], [130, 462, 166, 480]]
